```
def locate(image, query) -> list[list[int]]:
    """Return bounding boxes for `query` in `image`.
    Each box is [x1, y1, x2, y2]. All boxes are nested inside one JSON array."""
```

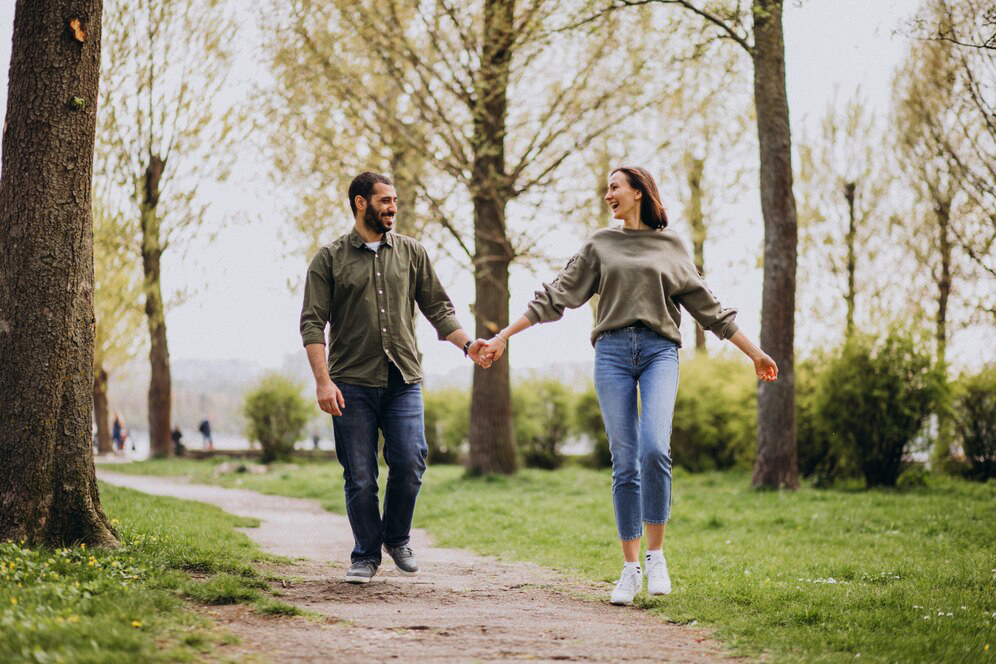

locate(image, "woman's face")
[[604, 171, 641, 221]]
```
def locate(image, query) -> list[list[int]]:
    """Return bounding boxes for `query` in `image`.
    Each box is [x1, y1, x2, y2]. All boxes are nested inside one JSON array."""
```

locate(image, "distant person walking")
[[300, 171, 491, 584], [482, 166, 778, 606], [198, 418, 214, 450], [171, 427, 186, 456], [111, 412, 127, 453]]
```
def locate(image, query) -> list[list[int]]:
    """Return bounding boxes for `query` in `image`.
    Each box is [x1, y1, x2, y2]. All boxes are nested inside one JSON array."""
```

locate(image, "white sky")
[[4, 0, 984, 379]]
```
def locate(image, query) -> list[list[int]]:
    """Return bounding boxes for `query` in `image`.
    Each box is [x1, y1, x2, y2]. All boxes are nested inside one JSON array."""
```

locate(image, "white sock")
[[623, 561, 641, 573], [645, 549, 663, 561]]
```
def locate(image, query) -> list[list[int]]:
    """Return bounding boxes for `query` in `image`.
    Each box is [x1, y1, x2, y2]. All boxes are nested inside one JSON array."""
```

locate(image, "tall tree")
[[663, 51, 753, 352], [905, 0, 995, 291], [267, 0, 681, 474], [796, 92, 890, 340], [92, 201, 145, 455], [96, 0, 238, 457], [0, 0, 116, 546], [579, 0, 801, 488], [892, 1, 995, 463]]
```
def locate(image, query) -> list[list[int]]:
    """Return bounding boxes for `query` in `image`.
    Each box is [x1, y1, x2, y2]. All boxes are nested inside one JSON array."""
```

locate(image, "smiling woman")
[[480, 165, 777, 605]]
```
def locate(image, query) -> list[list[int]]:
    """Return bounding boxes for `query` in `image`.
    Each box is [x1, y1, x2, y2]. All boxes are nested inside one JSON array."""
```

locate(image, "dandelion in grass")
[[131, 620, 142, 628]]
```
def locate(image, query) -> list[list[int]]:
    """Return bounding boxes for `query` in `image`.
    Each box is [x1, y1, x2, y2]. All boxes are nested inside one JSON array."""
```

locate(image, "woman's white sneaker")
[[610, 565, 643, 605], [645, 553, 671, 595]]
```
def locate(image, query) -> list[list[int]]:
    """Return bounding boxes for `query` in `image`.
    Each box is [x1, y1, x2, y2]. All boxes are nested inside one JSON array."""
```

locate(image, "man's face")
[[361, 183, 398, 234]]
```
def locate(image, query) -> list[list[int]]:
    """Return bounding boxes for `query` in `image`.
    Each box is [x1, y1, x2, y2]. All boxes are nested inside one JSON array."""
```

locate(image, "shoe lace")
[[617, 567, 641, 591], [646, 557, 664, 576], [394, 545, 413, 557]]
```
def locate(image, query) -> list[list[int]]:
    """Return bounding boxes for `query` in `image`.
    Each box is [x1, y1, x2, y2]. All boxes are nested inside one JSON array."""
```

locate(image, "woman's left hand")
[[753, 353, 778, 382]]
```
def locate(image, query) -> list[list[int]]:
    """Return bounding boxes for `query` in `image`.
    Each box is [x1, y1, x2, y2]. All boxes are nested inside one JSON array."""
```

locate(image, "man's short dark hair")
[[348, 172, 393, 216]]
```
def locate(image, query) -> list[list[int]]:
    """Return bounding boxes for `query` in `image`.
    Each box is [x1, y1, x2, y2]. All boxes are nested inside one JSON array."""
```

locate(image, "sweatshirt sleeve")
[[672, 250, 738, 341], [524, 249, 599, 324]]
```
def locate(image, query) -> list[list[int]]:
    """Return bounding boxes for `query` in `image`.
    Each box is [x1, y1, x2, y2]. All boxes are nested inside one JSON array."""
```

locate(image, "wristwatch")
[[462, 339, 472, 357]]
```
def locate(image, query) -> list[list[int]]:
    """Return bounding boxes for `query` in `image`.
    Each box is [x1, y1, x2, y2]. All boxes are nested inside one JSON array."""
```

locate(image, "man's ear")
[[354, 195, 366, 212]]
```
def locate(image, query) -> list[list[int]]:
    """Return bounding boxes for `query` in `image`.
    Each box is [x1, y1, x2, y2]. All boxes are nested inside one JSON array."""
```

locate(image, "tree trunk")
[[467, 0, 517, 475], [932, 196, 953, 465], [0, 0, 116, 547], [93, 365, 113, 454], [687, 155, 707, 352], [142, 156, 173, 458], [749, 0, 800, 490], [843, 181, 857, 339]]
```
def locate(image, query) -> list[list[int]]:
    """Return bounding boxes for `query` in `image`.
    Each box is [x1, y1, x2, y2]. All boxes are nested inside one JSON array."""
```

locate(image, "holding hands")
[[467, 339, 494, 369]]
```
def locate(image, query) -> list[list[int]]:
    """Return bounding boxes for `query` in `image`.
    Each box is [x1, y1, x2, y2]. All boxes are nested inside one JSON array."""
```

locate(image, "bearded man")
[[300, 172, 489, 583]]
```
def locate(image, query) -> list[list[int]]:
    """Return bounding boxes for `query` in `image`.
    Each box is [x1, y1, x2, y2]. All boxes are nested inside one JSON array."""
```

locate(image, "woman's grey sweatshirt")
[[523, 227, 738, 346]]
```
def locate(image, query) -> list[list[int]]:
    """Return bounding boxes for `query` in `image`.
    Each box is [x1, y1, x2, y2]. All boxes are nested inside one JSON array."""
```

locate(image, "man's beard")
[[363, 204, 393, 235]]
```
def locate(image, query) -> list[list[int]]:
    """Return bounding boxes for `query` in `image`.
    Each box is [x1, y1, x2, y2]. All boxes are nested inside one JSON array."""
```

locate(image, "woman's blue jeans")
[[594, 324, 680, 541], [332, 364, 428, 564]]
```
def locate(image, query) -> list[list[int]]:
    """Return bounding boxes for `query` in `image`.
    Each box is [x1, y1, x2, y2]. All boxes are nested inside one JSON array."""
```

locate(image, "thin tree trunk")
[[93, 365, 113, 454], [932, 196, 953, 465], [0, 0, 116, 547], [843, 181, 857, 339], [750, 0, 800, 490], [935, 198, 951, 368], [468, 0, 517, 475], [687, 155, 707, 352], [142, 155, 172, 458]]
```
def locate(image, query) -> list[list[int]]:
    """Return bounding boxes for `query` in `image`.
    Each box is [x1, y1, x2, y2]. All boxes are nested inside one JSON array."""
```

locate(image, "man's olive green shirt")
[[300, 229, 462, 387]]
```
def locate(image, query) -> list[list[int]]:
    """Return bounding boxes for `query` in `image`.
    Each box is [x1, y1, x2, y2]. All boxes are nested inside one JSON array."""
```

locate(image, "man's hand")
[[468, 338, 493, 368], [317, 380, 345, 416]]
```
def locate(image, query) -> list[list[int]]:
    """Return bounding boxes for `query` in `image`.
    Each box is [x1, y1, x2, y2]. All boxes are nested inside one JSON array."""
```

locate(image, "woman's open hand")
[[753, 353, 778, 382], [483, 335, 507, 363]]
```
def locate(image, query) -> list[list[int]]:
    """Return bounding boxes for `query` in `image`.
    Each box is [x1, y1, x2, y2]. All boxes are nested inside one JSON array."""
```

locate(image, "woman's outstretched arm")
[[728, 329, 778, 382]]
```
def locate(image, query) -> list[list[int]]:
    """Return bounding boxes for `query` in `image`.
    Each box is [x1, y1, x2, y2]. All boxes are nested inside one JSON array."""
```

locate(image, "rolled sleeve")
[[525, 251, 598, 324], [413, 245, 462, 340], [300, 249, 333, 347], [674, 269, 738, 340]]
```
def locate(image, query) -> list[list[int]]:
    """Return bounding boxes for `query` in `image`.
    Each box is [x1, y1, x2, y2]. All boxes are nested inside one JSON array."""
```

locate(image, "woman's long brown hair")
[[612, 166, 668, 230]]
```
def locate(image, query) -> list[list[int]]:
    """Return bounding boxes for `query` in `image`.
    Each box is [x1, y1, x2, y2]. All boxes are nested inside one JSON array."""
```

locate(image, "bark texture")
[[467, 0, 518, 475], [749, 0, 800, 490], [141, 155, 173, 458], [93, 365, 112, 454], [0, 0, 116, 546]]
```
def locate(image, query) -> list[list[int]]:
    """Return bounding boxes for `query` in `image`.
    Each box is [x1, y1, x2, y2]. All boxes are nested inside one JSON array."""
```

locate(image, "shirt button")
[[382, 328, 387, 332], [376, 272, 381, 276], [378, 290, 383, 294], [380, 309, 385, 313]]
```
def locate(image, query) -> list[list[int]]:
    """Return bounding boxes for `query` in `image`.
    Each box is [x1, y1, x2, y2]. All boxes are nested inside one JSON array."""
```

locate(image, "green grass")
[[110, 458, 996, 662], [0, 483, 285, 663]]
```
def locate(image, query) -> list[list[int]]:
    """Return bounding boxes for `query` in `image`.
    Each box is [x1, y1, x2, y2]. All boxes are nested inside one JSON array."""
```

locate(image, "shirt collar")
[[348, 227, 394, 249]]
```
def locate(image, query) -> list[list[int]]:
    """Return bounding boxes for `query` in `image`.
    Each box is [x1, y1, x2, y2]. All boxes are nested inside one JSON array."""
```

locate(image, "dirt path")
[[98, 471, 734, 663]]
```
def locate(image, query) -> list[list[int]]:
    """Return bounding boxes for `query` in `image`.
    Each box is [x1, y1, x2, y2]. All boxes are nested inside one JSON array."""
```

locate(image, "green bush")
[[670, 354, 757, 472], [242, 373, 313, 464], [575, 387, 611, 468], [953, 365, 996, 480], [422, 387, 469, 464], [796, 357, 860, 485], [815, 332, 945, 488], [512, 379, 574, 469]]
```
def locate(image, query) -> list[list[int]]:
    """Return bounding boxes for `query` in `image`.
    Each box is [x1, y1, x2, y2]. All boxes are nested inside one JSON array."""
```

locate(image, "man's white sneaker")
[[646, 555, 671, 595], [610, 566, 642, 605]]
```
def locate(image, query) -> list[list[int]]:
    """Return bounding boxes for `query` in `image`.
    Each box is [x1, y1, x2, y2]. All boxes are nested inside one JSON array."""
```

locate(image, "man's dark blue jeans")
[[331, 364, 428, 564]]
